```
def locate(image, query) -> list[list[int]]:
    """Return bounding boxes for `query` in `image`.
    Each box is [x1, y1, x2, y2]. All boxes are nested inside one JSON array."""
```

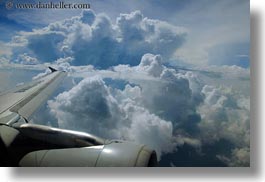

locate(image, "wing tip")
[[48, 66, 58, 72]]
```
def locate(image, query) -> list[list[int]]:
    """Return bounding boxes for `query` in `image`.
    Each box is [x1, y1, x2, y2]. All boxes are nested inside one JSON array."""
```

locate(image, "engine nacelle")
[[19, 141, 157, 167]]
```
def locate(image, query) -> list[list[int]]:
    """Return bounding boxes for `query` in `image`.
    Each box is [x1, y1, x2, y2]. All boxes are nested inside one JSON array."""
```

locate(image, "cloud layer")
[[46, 53, 250, 165]]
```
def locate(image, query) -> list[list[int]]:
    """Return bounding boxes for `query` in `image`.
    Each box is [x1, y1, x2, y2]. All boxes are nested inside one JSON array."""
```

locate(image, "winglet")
[[48, 66, 58, 73]]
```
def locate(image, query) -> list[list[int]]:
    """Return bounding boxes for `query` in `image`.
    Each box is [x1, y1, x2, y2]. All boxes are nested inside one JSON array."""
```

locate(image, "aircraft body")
[[0, 68, 157, 167]]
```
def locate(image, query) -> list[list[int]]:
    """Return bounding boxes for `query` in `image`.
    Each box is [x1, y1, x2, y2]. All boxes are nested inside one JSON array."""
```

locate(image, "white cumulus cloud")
[[48, 76, 178, 159], [8, 10, 187, 69]]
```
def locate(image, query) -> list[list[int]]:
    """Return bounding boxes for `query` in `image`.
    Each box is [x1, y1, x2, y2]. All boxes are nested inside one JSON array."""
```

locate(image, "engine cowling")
[[19, 141, 157, 167]]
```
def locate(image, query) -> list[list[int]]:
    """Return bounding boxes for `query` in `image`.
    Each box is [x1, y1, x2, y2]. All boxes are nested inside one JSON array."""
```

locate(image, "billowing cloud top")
[[8, 10, 187, 68]]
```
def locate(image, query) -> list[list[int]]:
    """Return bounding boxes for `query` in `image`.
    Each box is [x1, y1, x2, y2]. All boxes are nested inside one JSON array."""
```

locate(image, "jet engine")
[[0, 123, 157, 167], [19, 141, 157, 167]]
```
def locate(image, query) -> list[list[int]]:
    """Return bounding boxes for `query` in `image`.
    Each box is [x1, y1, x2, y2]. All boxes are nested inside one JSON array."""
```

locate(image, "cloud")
[[217, 147, 250, 167], [48, 75, 176, 159], [32, 68, 52, 80], [2, 0, 249, 68], [1, 43, 250, 166], [45, 52, 250, 165], [198, 85, 250, 166], [15, 53, 39, 65], [0, 41, 12, 57], [138, 53, 164, 77], [46, 53, 206, 159], [8, 10, 187, 68]]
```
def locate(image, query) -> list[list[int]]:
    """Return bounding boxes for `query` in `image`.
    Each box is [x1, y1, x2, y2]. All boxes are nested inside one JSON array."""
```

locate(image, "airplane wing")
[[0, 67, 66, 124], [0, 68, 157, 167]]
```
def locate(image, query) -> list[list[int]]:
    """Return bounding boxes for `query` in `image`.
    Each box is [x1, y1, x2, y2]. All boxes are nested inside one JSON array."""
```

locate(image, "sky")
[[0, 0, 250, 167]]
